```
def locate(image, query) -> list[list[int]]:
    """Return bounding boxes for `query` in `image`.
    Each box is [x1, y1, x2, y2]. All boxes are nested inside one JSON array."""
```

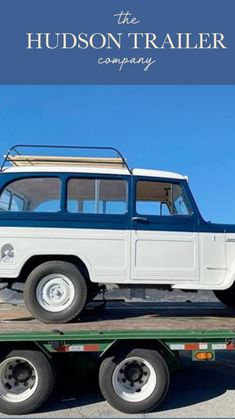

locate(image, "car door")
[[130, 176, 199, 285], [65, 174, 131, 284]]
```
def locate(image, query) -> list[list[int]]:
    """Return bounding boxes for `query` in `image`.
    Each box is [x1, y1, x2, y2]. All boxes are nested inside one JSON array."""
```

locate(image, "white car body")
[[0, 161, 234, 293]]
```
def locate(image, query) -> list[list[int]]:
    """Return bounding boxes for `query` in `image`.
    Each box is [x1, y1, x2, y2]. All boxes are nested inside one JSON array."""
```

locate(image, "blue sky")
[[0, 85, 234, 223]]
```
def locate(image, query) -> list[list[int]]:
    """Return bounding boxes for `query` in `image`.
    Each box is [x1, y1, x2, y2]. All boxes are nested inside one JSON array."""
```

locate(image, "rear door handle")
[[132, 216, 149, 223]]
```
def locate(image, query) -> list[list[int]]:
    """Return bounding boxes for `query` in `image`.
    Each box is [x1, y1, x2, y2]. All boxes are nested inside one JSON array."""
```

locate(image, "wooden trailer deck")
[[0, 301, 234, 334]]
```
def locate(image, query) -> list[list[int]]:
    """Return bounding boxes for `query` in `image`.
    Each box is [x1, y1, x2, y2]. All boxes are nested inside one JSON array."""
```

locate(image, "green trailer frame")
[[0, 328, 235, 357], [0, 302, 234, 414]]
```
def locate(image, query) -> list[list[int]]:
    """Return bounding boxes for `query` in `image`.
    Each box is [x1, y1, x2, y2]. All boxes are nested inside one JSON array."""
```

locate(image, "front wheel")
[[0, 350, 55, 415], [24, 260, 87, 323], [214, 284, 235, 308], [99, 347, 169, 414]]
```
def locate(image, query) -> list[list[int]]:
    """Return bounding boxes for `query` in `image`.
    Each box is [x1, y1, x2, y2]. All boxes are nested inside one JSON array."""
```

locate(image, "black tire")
[[0, 349, 55, 415], [99, 347, 169, 414], [24, 260, 87, 323], [214, 285, 235, 308]]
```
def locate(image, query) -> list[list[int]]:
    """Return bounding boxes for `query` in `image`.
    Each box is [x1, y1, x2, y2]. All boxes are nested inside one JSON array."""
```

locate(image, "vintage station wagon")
[[0, 145, 234, 323]]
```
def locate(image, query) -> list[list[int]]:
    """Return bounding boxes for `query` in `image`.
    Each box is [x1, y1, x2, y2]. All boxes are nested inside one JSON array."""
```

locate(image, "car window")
[[0, 178, 61, 212], [67, 178, 128, 214], [136, 181, 191, 216], [0, 190, 11, 211]]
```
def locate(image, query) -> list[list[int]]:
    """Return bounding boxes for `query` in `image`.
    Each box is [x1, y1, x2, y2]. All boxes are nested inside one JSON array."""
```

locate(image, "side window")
[[136, 181, 191, 216], [0, 190, 11, 211], [0, 178, 61, 213], [67, 178, 128, 215]]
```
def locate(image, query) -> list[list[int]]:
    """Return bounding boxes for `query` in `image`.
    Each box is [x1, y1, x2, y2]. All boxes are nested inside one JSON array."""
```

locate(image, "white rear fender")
[[0, 248, 94, 283]]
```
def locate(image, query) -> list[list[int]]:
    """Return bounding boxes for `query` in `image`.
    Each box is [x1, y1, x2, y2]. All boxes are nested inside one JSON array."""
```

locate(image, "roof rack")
[[1, 145, 132, 174]]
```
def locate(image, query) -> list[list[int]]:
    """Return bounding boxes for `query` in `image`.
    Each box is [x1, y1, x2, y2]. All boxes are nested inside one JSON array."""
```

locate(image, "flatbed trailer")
[[0, 301, 234, 415]]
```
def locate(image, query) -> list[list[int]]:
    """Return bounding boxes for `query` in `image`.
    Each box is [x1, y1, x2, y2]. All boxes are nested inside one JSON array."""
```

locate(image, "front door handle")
[[132, 216, 149, 223]]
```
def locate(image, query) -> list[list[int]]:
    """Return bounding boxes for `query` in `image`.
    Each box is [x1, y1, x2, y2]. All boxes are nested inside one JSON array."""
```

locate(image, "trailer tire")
[[24, 260, 87, 323], [214, 286, 235, 308], [0, 349, 55, 415], [99, 347, 169, 414]]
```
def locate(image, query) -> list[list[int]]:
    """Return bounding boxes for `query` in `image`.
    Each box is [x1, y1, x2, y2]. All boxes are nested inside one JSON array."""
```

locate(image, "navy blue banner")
[[0, 0, 234, 84]]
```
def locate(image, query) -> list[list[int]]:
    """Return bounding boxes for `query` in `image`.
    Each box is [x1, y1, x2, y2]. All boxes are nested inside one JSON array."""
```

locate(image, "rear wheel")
[[214, 284, 235, 307], [99, 347, 169, 414], [24, 260, 87, 323], [0, 350, 54, 415]]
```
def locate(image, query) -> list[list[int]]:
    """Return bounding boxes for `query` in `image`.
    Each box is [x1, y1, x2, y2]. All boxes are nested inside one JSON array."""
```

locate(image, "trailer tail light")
[[194, 351, 214, 361]]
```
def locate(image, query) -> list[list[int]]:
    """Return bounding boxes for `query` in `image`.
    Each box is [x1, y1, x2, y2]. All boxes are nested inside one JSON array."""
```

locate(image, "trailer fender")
[[100, 339, 179, 370]]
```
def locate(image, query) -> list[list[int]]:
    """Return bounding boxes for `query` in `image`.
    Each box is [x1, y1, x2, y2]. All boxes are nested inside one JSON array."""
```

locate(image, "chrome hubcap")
[[36, 274, 75, 312]]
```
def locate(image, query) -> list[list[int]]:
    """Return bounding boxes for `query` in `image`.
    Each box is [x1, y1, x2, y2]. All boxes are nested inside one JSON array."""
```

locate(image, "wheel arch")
[[0, 341, 52, 359], [218, 257, 235, 290], [100, 339, 178, 370], [17, 254, 93, 285]]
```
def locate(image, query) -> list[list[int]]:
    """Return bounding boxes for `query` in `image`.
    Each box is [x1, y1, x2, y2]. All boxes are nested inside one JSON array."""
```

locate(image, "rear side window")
[[67, 178, 128, 214], [0, 178, 61, 213]]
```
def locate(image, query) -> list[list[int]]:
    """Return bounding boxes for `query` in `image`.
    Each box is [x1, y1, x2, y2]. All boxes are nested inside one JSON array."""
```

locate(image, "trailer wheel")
[[0, 350, 54, 415], [99, 348, 169, 414], [24, 261, 87, 323], [214, 286, 235, 308]]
